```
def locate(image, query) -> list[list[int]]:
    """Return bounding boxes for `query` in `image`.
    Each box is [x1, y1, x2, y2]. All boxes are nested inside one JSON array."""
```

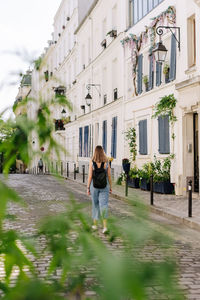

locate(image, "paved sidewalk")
[[64, 171, 200, 231]]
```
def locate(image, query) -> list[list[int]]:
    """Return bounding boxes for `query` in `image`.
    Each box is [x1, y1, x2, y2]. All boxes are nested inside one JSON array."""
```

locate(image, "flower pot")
[[153, 181, 174, 194], [128, 178, 140, 188], [140, 178, 150, 191], [122, 163, 130, 174], [145, 84, 149, 92]]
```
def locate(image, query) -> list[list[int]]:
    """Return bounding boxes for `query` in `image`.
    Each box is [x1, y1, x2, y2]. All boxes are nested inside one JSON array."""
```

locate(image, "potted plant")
[[128, 166, 140, 188], [101, 39, 107, 49], [163, 63, 170, 83], [140, 162, 154, 191], [107, 30, 117, 38], [143, 75, 149, 92], [122, 158, 130, 174], [153, 156, 174, 194]]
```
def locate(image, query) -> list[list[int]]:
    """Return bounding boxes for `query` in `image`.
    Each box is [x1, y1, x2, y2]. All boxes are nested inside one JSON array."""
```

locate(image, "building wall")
[[27, 0, 200, 195]]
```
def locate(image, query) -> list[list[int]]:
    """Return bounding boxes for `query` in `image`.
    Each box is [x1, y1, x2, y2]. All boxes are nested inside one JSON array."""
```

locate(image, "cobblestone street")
[[2, 174, 200, 299]]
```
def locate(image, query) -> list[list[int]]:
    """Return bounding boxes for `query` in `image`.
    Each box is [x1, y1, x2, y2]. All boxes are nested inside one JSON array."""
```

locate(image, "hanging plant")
[[125, 127, 137, 162]]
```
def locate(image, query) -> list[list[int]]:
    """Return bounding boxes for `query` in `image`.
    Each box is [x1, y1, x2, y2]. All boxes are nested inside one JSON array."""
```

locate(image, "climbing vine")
[[152, 94, 177, 157], [121, 6, 176, 96], [125, 127, 137, 162]]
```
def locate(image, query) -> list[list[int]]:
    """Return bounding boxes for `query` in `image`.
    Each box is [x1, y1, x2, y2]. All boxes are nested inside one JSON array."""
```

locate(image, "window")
[[79, 127, 83, 157], [158, 116, 170, 154], [111, 117, 117, 158], [102, 120, 107, 153], [104, 94, 107, 105], [84, 126, 89, 157], [113, 88, 118, 100], [130, 0, 164, 25], [137, 54, 143, 94], [139, 119, 148, 155], [187, 15, 196, 68]]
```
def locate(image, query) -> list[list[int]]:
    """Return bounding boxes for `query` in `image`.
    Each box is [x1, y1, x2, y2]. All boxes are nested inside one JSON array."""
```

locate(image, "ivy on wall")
[[121, 6, 176, 96], [125, 127, 137, 162]]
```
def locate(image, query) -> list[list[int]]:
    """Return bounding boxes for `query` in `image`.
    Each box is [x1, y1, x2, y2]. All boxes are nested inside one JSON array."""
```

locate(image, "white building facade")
[[28, 0, 200, 196]]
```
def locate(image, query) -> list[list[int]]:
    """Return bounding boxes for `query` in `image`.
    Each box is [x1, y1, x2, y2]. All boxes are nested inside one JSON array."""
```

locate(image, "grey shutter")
[[143, 119, 147, 155], [158, 116, 170, 154], [139, 119, 147, 155], [169, 34, 177, 81], [137, 54, 143, 94], [156, 62, 162, 86], [114, 117, 117, 158], [149, 55, 154, 90]]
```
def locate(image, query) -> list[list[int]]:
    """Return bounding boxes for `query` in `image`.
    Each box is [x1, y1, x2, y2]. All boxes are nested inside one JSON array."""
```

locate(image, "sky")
[[0, 0, 61, 115]]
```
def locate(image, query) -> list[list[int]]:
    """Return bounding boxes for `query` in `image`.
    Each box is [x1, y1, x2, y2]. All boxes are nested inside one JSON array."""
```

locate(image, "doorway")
[[193, 113, 199, 192]]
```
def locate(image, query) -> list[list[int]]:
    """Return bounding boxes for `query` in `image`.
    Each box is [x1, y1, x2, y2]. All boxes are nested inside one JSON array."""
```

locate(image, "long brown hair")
[[92, 145, 108, 163]]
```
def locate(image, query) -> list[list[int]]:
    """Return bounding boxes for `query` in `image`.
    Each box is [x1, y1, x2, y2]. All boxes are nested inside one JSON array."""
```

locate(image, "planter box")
[[153, 181, 174, 194], [128, 178, 140, 189], [140, 178, 150, 191]]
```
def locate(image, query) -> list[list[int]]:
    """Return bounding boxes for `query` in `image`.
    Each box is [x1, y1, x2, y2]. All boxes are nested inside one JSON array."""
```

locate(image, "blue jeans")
[[90, 182, 109, 220]]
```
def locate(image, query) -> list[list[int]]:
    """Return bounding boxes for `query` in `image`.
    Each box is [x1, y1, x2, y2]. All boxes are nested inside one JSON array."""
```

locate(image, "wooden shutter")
[[137, 54, 143, 94], [158, 116, 170, 154], [169, 34, 177, 81], [139, 119, 148, 155], [79, 127, 82, 157], [156, 62, 162, 86], [102, 120, 107, 154], [149, 55, 154, 90], [84, 126, 89, 157], [111, 117, 117, 158]]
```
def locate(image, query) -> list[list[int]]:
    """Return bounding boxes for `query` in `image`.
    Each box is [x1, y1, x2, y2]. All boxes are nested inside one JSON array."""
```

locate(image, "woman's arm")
[[107, 164, 112, 193], [87, 160, 93, 195]]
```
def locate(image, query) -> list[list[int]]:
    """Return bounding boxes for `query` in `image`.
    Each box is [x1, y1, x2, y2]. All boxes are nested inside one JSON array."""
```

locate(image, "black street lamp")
[[85, 84, 101, 106], [153, 26, 180, 63]]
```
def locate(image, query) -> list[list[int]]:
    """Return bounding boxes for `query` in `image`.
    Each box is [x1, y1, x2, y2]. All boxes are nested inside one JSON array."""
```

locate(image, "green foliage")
[[129, 165, 140, 179], [125, 127, 137, 161], [34, 56, 42, 71], [152, 94, 177, 123], [143, 75, 149, 85], [116, 172, 126, 185], [163, 63, 170, 75]]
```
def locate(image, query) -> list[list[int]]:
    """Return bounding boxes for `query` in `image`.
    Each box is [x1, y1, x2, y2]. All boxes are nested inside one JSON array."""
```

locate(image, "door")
[[194, 113, 199, 192]]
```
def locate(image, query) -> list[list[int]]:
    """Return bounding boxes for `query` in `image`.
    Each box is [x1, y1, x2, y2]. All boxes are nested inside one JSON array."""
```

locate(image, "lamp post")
[[85, 84, 101, 107], [153, 26, 181, 63]]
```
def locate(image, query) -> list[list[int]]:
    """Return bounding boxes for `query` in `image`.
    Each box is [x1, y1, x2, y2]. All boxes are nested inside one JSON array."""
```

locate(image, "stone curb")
[[65, 177, 200, 232]]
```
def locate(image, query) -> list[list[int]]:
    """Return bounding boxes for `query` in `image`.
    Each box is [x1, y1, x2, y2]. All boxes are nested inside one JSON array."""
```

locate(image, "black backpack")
[[92, 161, 107, 189]]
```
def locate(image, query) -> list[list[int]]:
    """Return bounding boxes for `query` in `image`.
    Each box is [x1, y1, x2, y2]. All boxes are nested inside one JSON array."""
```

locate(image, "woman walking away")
[[87, 145, 112, 234]]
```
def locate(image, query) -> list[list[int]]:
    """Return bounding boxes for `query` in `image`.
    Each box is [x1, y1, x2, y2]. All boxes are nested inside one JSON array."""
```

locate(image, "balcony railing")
[[55, 119, 65, 131]]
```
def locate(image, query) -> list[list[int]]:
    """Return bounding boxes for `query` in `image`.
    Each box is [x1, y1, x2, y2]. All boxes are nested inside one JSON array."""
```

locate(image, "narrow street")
[[2, 174, 200, 299]]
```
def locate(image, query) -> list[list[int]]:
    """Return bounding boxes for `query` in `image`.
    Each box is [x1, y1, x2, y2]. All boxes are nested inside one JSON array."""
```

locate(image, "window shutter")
[[139, 119, 147, 155], [137, 54, 143, 94], [111, 117, 117, 158], [156, 62, 162, 86], [102, 120, 107, 154], [114, 117, 117, 158], [149, 55, 154, 90], [158, 116, 170, 154], [84, 126, 89, 157], [169, 34, 177, 81], [79, 127, 82, 157], [139, 121, 142, 154], [111, 118, 114, 157], [143, 119, 148, 155]]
